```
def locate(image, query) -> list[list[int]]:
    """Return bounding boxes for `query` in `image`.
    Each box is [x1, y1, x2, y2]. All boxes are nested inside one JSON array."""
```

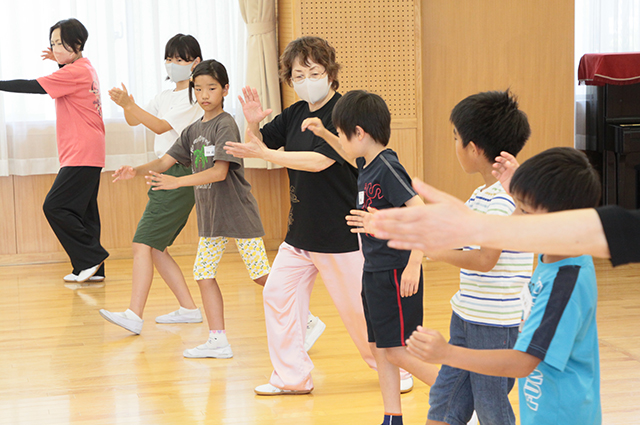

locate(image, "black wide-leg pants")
[[43, 166, 109, 275]]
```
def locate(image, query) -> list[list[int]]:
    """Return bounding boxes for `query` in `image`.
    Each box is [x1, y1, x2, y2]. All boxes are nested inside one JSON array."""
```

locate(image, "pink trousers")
[[264, 242, 376, 390]]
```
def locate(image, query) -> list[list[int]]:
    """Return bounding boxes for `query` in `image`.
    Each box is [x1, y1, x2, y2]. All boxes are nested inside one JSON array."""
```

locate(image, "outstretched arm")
[[109, 83, 172, 134], [406, 326, 540, 378], [224, 127, 335, 172], [112, 154, 176, 183], [0, 80, 47, 94], [147, 160, 229, 190], [369, 178, 610, 258]]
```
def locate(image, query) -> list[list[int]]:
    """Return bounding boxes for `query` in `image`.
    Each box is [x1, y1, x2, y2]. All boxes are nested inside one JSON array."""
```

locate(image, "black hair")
[[510, 147, 601, 212], [189, 60, 229, 107], [450, 90, 531, 162], [49, 18, 88, 54], [332, 90, 391, 146], [164, 34, 202, 62]]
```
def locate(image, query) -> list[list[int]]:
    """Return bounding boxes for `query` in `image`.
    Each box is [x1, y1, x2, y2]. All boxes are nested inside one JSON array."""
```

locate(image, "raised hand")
[[109, 83, 134, 109], [301, 117, 326, 137], [112, 165, 136, 182], [492, 151, 520, 195], [41, 47, 55, 62], [238, 86, 272, 124]]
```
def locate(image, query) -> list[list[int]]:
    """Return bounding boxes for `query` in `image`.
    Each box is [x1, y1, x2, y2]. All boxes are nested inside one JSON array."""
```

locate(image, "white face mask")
[[165, 62, 193, 83], [292, 75, 331, 105]]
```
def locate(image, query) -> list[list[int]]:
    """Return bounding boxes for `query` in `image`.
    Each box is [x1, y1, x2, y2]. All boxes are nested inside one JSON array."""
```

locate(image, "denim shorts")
[[428, 312, 518, 425]]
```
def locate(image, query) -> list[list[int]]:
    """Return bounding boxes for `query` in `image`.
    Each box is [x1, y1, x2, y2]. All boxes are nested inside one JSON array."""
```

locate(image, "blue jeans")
[[428, 312, 518, 425]]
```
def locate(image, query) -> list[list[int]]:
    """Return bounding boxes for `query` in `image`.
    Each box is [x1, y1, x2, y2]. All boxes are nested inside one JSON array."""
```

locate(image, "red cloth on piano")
[[578, 53, 640, 86]]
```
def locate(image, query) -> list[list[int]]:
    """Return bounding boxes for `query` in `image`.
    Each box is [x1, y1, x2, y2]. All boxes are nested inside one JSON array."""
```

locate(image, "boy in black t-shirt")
[[303, 90, 439, 425]]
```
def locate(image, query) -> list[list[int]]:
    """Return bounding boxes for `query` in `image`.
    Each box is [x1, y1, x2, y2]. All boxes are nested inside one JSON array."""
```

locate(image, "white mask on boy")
[[292, 75, 331, 105], [165, 62, 193, 83]]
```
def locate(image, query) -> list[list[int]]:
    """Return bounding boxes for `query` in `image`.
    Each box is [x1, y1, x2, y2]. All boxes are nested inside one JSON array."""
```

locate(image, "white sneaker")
[[64, 273, 104, 282], [183, 336, 233, 359], [155, 307, 203, 324], [467, 411, 479, 425], [304, 314, 326, 352], [99, 309, 143, 334], [77, 263, 103, 283], [254, 383, 312, 396], [400, 376, 414, 393]]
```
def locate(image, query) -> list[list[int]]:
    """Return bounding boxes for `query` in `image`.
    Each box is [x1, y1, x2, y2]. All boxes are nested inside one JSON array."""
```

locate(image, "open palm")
[[239, 86, 272, 124]]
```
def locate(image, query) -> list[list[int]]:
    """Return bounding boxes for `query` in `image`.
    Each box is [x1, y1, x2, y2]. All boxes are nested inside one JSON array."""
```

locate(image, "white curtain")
[[0, 0, 247, 176], [238, 0, 281, 169], [575, 0, 640, 146]]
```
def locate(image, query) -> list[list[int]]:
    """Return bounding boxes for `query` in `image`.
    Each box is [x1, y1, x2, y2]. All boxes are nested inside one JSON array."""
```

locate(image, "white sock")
[[178, 306, 199, 313], [209, 330, 228, 346], [123, 309, 143, 321]]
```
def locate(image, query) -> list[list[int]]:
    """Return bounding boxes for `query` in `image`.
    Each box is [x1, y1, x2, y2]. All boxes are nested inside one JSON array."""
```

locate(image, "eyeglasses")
[[292, 71, 327, 84]]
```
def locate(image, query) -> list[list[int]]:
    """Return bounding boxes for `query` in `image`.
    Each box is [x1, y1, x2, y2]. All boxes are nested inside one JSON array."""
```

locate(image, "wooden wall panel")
[[421, 0, 575, 200], [278, 0, 298, 108], [0, 176, 16, 255], [13, 174, 62, 254], [98, 174, 157, 250], [2, 168, 287, 265], [389, 123, 420, 179]]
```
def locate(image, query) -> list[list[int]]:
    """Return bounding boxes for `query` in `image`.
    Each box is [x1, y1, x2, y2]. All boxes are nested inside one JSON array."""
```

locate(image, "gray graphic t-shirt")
[[166, 112, 264, 239]]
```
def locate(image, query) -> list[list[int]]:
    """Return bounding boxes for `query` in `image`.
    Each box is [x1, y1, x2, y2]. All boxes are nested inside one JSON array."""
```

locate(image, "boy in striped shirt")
[[422, 90, 534, 425]]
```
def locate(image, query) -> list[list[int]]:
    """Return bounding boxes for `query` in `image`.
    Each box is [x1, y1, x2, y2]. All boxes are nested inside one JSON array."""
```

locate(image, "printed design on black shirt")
[[191, 135, 214, 189], [288, 185, 300, 230], [90, 81, 102, 118], [363, 183, 383, 209]]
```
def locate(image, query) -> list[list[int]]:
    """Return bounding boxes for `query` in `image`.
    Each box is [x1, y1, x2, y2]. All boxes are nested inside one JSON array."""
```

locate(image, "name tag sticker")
[[358, 191, 364, 206], [204, 145, 215, 157]]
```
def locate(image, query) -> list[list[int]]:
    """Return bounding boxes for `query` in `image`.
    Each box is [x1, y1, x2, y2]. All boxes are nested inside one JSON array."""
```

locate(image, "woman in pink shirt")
[[0, 18, 108, 282]]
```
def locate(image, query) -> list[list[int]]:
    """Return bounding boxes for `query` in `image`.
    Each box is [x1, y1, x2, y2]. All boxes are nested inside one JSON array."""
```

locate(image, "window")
[[0, 0, 246, 175]]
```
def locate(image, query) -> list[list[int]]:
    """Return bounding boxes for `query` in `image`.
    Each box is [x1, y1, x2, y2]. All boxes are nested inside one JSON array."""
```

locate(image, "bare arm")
[[147, 160, 230, 190], [427, 246, 502, 273], [224, 128, 335, 172], [109, 84, 173, 134], [112, 154, 176, 182], [369, 178, 611, 258], [401, 196, 425, 297], [407, 326, 541, 378], [263, 148, 335, 172]]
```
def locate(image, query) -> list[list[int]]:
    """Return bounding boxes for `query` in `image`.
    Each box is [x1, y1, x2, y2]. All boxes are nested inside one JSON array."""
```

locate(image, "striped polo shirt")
[[450, 181, 534, 327]]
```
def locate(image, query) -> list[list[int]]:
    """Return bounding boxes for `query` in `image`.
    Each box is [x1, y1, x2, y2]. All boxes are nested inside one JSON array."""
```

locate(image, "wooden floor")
[[1, 253, 639, 425]]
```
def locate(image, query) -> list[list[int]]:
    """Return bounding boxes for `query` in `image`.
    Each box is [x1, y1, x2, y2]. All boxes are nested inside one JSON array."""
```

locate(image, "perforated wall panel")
[[299, 0, 417, 118]]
